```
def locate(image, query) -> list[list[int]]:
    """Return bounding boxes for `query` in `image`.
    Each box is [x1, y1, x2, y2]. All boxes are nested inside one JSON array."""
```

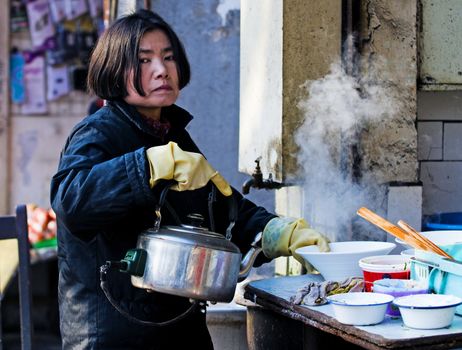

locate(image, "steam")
[[295, 61, 400, 241]]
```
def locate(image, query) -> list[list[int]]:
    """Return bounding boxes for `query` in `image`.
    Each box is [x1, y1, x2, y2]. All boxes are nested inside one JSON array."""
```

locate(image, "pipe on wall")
[[340, 0, 362, 183]]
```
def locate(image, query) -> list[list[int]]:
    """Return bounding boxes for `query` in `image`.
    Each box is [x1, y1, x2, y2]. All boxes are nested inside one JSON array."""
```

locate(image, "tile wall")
[[417, 91, 462, 216]]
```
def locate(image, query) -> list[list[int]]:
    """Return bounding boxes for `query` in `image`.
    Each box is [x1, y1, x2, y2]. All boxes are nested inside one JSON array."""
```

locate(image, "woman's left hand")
[[146, 142, 232, 196]]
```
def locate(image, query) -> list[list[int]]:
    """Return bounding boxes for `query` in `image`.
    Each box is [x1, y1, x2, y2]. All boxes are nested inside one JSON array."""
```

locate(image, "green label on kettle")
[[120, 248, 147, 277]]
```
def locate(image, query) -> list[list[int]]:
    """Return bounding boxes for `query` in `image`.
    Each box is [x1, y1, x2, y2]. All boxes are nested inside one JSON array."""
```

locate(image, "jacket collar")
[[107, 100, 193, 135]]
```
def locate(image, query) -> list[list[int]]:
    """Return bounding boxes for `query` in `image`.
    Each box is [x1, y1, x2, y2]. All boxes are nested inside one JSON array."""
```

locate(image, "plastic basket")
[[410, 259, 431, 283], [410, 254, 462, 316]]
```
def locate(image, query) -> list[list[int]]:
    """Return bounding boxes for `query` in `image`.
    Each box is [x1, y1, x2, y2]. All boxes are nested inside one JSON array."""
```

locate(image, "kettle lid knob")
[[186, 213, 204, 227]]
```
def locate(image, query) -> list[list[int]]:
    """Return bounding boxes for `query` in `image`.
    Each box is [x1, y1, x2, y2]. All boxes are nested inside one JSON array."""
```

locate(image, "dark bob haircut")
[[87, 9, 190, 100]]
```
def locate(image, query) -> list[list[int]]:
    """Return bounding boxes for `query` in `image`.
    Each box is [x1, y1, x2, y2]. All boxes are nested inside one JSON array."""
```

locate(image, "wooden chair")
[[0, 205, 33, 350]]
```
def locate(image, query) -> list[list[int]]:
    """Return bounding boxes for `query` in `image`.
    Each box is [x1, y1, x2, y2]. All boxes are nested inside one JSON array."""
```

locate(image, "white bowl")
[[295, 241, 396, 281], [395, 230, 462, 248], [327, 292, 394, 325], [393, 294, 462, 329], [400, 248, 415, 257]]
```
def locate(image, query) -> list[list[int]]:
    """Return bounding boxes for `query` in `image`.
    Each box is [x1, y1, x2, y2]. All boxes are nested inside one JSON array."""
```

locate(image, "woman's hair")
[[87, 9, 190, 100]]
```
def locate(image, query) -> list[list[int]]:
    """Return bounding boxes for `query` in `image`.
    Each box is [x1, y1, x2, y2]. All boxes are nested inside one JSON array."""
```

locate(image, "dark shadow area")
[[1, 259, 61, 349]]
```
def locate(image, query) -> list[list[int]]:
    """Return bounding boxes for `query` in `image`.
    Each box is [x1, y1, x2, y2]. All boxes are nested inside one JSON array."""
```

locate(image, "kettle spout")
[[238, 232, 263, 282]]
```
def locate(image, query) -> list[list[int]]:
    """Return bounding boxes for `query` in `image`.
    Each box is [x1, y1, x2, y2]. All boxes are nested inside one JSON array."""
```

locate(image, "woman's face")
[[124, 29, 180, 119]]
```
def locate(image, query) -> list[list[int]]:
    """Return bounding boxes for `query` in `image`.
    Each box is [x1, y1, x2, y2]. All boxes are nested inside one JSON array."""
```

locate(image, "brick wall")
[[418, 91, 462, 215]]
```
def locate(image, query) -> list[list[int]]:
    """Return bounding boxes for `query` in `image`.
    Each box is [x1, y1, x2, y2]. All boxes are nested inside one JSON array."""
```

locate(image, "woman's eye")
[[140, 58, 150, 63], [164, 55, 175, 61]]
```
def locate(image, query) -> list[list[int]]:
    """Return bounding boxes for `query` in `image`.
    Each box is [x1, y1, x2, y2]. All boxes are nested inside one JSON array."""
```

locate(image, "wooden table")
[[242, 274, 462, 350]]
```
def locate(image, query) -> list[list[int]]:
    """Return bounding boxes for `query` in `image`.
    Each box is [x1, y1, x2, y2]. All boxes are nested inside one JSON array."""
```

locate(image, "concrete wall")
[[238, 0, 420, 242], [239, 0, 283, 179], [358, 0, 418, 184], [239, 0, 342, 181], [10, 110, 85, 209]]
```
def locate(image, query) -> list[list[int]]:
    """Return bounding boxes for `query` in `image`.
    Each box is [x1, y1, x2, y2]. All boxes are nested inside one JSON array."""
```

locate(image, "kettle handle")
[[100, 262, 204, 327], [153, 180, 182, 230], [225, 194, 238, 240], [154, 179, 238, 240]]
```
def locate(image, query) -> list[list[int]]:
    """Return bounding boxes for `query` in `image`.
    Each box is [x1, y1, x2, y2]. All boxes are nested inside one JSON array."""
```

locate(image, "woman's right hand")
[[146, 141, 232, 196]]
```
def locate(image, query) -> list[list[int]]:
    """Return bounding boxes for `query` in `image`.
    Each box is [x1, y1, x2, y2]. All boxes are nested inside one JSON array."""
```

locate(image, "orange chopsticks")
[[356, 207, 454, 260]]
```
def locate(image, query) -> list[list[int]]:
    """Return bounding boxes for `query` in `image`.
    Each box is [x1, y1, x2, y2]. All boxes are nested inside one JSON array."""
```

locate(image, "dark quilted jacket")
[[50, 100, 275, 349]]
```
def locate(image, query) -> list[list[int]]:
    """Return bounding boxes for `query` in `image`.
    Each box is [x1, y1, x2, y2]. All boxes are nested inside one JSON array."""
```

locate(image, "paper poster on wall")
[[26, 0, 55, 48], [10, 52, 25, 104], [88, 0, 102, 18], [11, 0, 28, 32], [49, 0, 66, 23], [22, 55, 48, 115], [64, 0, 88, 20], [88, 0, 104, 34], [47, 64, 70, 101]]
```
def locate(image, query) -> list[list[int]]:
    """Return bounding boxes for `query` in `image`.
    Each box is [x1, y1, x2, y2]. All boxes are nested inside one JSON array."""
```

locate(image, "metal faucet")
[[242, 157, 293, 194]]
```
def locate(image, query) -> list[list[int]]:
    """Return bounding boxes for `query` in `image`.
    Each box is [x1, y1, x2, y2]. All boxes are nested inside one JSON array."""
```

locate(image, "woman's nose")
[[153, 59, 168, 78]]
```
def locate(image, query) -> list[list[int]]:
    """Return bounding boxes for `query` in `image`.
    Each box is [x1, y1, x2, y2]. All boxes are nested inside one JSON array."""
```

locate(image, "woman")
[[50, 9, 328, 349]]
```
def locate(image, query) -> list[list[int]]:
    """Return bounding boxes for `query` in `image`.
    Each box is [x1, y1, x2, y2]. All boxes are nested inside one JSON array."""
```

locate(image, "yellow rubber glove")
[[146, 141, 232, 197], [262, 217, 330, 265]]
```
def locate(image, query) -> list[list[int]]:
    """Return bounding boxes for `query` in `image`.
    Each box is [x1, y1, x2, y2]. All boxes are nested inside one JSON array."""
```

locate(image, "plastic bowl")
[[359, 255, 411, 292], [327, 292, 394, 325], [393, 294, 462, 329], [372, 279, 428, 316], [295, 241, 396, 282]]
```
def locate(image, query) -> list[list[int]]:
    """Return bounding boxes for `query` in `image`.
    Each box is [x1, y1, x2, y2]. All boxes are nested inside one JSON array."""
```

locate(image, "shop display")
[[9, 1, 100, 107]]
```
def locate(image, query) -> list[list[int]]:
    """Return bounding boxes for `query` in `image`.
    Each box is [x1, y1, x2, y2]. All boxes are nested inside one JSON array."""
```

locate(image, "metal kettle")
[[100, 183, 263, 326], [121, 213, 262, 302]]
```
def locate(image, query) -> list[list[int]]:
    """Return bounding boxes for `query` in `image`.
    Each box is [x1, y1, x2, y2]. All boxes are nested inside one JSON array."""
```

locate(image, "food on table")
[[27, 204, 57, 246]]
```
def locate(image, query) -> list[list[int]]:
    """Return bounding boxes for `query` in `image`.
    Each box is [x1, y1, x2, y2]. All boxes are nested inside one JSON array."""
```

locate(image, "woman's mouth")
[[154, 84, 172, 92]]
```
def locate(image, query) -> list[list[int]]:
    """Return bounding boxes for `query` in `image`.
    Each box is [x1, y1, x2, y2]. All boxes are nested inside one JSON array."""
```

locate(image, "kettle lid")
[[142, 214, 240, 253]]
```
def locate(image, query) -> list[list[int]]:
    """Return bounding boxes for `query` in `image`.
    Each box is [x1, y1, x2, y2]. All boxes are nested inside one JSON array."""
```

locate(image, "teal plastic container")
[[410, 244, 462, 316]]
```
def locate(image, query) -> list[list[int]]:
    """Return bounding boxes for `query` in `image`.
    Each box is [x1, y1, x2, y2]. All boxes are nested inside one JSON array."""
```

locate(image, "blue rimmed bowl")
[[393, 294, 462, 329], [326, 292, 394, 325]]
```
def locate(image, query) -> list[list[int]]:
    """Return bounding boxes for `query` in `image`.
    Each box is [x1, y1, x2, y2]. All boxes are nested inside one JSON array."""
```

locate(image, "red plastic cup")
[[359, 255, 411, 292]]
